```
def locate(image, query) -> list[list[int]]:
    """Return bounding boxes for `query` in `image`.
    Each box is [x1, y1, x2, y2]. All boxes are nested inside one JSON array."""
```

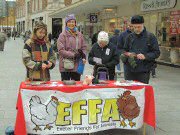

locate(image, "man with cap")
[[57, 14, 87, 81], [88, 31, 119, 80], [121, 15, 160, 84]]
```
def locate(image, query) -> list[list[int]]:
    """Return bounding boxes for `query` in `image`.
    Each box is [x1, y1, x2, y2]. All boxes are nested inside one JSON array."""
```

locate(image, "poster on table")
[[21, 88, 145, 134]]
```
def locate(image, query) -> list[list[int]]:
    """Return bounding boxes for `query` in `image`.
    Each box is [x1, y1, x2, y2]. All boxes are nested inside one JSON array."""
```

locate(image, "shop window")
[[158, 11, 179, 47]]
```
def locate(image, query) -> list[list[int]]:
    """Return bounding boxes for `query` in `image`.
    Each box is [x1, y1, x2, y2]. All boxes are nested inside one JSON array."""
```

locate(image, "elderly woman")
[[88, 31, 119, 80], [57, 14, 87, 81], [22, 22, 56, 81]]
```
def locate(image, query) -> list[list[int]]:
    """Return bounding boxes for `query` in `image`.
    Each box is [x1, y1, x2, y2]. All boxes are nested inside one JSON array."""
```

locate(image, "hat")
[[98, 31, 109, 42], [65, 14, 76, 24], [34, 21, 47, 30], [114, 29, 120, 35], [131, 15, 144, 24], [33, 21, 47, 33]]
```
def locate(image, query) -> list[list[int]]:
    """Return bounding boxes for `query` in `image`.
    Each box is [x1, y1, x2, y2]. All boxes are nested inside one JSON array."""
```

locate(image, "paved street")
[[0, 38, 180, 135]]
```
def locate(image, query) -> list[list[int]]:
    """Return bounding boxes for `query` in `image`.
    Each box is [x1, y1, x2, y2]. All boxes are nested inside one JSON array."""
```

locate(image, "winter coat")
[[57, 30, 87, 72], [123, 28, 160, 73], [22, 39, 56, 81], [0, 32, 7, 43], [117, 29, 132, 54], [88, 42, 119, 76], [109, 34, 119, 46]]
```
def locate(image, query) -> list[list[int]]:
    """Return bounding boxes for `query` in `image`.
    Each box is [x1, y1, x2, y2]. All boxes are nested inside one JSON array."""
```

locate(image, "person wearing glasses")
[[121, 15, 160, 84]]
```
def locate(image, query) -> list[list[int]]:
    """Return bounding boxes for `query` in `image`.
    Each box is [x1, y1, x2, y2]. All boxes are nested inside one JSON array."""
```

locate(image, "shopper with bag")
[[57, 14, 87, 81]]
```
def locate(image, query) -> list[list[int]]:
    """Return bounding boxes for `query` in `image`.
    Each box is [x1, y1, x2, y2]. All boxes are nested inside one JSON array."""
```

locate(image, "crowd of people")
[[22, 14, 160, 84]]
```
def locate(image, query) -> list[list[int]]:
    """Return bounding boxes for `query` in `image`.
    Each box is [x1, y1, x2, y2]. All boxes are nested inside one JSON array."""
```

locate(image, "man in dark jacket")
[[117, 22, 134, 72], [88, 31, 119, 80], [121, 15, 160, 84], [118, 22, 134, 54], [109, 29, 120, 46], [109, 29, 120, 71]]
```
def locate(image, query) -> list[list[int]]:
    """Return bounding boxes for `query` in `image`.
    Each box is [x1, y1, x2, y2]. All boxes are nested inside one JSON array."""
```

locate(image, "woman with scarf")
[[22, 22, 56, 81], [57, 14, 87, 81]]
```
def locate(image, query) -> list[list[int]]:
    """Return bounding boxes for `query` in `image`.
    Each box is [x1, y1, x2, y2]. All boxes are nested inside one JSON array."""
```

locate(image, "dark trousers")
[[124, 70, 150, 84], [61, 72, 81, 81], [151, 68, 156, 76]]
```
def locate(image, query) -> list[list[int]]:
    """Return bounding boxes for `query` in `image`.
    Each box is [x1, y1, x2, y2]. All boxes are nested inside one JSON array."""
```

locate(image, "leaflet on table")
[[114, 81, 148, 86]]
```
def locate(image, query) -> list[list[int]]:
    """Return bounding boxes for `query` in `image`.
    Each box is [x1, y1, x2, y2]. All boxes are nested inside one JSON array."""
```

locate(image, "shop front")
[[139, 0, 180, 65]]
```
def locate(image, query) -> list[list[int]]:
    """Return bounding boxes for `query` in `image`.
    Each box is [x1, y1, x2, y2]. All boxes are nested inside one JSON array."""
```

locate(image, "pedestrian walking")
[[151, 61, 157, 78], [121, 15, 160, 84], [88, 31, 119, 80], [48, 33, 52, 43], [57, 14, 87, 81], [22, 21, 56, 81], [91, 31, 100, 45], [0, 32, 7, 51]]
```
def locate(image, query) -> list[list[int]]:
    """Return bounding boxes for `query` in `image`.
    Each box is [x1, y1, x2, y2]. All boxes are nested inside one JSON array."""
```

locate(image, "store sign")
[[90, 14, 98, 23], [141, 0, 177, 11], [169, 10, 180, 35]]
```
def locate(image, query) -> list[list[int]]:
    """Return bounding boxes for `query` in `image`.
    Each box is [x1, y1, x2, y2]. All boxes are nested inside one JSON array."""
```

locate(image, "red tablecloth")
[[14, 81, 155, 135]]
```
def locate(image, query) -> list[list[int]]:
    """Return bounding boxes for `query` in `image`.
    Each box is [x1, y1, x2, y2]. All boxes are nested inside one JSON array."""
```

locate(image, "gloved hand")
[[78, 49, 86, 59], [120, 54, 128, 63], [74, 52, 81, 59], [128, 56, 137, 68], [43, 61, 49, 65]]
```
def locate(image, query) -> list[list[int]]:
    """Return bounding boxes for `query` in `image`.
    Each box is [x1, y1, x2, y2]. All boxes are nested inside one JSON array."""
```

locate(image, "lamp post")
[[6, 0, 9, 32], [13, 2, 16, 40], [0, 18, 1, 32]]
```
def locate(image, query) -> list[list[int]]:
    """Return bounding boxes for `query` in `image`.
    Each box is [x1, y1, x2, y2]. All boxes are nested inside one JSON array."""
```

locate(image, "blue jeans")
[[117, 63, 120, 71]]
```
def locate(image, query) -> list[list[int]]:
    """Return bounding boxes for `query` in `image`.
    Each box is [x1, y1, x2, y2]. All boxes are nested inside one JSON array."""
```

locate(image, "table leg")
[[143, 123, 146, 135]]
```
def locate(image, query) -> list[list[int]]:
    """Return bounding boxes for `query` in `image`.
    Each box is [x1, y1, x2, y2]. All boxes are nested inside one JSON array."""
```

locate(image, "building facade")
[[16, 0, 64, 38], [0, 0, 16, 32], [16, 0, 25, 33]]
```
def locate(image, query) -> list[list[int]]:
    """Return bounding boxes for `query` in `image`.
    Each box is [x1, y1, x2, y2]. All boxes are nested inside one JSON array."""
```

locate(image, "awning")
[[49, 0, 125, 18]]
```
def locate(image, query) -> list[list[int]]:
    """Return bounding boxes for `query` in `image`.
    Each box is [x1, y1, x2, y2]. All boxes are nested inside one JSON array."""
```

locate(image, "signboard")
[[90, 14, 98, 23], [170, 10, 180, 35], [141, 0, 177, 11], [21, 88, 145, 134]]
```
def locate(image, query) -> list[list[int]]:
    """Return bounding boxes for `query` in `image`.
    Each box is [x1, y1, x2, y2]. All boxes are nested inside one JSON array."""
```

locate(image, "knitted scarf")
[[66, 26, 78, 36], [34, 38, 46, 45]]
